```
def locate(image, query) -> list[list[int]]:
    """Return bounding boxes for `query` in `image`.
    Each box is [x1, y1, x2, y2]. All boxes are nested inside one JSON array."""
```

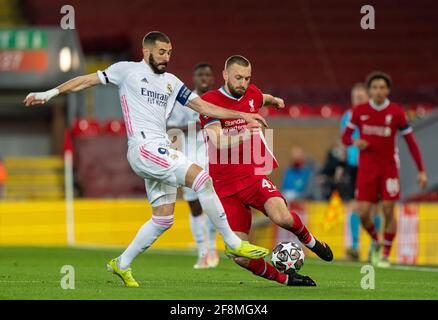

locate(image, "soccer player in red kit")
[[200, 55, 333, 286], [342, 71, 428, 268]]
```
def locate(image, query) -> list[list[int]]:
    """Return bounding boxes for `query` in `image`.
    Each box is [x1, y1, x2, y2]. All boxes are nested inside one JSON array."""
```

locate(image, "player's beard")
[[149, 54, 168, 74], [227, 81, 247, 98]]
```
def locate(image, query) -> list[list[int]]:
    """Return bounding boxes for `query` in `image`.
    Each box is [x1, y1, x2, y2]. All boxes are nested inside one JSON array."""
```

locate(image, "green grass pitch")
[[0, 246, 437, 300]]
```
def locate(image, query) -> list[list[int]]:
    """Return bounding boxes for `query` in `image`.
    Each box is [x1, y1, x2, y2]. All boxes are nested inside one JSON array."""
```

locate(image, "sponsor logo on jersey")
[[140, 88, 169, 107], [362, 124, 392, 137], [223, 118, 246, 135]]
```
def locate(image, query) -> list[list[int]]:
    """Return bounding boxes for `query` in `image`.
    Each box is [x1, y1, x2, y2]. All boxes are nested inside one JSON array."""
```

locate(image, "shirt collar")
[[219, 86, 244, 101], [369, 98, 390, 111]]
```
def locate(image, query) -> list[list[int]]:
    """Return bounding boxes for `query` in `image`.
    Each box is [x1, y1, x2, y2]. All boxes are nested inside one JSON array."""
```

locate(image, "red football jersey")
[[348, 99, 412, 170], [200, 84, 278, 197]]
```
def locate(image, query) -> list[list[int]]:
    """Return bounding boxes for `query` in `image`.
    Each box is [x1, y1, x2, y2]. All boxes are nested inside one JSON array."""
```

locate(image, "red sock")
[[365, 223, 379, 242], [383, 232, 396, 257], [246, 258, 288, 285], [288, 210, 315, 246]]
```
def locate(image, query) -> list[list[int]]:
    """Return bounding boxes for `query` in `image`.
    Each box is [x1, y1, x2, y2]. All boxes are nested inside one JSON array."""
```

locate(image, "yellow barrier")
[[0, 199, 437, 265], [0, 199, 224, 250]]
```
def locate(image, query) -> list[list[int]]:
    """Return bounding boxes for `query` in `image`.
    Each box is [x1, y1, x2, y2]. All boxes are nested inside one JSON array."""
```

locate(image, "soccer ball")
[[271, 241, 305, 274]]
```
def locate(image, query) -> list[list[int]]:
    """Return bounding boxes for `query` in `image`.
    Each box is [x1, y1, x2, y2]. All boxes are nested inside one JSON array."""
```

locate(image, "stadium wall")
[[0, 200, 437, 266]]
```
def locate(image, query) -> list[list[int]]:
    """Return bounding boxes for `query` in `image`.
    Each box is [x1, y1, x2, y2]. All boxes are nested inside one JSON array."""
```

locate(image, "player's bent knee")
[[192, 170, 213, 193]]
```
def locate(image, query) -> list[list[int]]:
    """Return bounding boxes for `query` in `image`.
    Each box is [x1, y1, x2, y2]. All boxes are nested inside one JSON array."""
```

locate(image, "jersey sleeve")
[[172, 76, 199, 107], [199, 93, 221, 129], [251, 84, 264, 109], [348, 108, 360, 129], [396, 106, 413, 135], [97, 61, 131, 86]]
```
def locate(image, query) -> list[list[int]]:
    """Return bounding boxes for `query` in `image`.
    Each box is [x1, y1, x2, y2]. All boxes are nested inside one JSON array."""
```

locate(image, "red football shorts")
[[219, 175, 285, 234], [356, 165, 400, 202]]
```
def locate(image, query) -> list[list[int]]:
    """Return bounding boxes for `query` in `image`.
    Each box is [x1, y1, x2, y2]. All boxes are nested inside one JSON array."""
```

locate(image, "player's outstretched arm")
[[262, 94, 285, 109], [188, 97, 268, 128], [23, 73, 102, 107]]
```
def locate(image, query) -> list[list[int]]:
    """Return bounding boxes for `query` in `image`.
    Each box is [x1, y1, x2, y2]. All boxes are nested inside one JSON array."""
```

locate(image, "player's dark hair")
[[142, 31, 171, 47], [225, 55, 251, 69], [193, 62, 213, 73], [351, 82, 367, 92], [366, 71, 392, 89]]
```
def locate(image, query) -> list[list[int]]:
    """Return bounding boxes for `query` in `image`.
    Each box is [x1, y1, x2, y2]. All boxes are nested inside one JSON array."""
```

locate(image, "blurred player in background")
[[340, 83, 381, 261], [167, 63, 219, 269], [23, 31, 270, 287], [342, 71, 428, 268], [201, 55, 334, 286]]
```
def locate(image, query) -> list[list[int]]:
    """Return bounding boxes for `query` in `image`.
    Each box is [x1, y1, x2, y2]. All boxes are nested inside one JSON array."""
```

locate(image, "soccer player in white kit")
[[23, 31, 269, 287], [167, 63, 219, 269]]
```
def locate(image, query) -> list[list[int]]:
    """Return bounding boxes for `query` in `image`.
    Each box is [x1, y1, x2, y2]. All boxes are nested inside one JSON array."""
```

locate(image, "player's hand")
[[272, 97, 285, 109], [246, 121, 262, 133], [241, 112, 268, 128], [417, 171, 428, 189], [23, 89, 59, 107], [353, 139, 369, 150]]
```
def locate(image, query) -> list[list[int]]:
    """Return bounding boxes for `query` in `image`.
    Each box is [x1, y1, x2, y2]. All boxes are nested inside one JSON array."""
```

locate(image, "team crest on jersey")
[[158, 147, 169, 155], [249, 99, 255, 112], [166, 83, 173, 94], [385, 114, 393, 125]]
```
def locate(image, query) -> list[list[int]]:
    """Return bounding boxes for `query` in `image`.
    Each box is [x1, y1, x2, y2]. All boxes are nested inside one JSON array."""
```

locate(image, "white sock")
[[304, 236, 316, 249], [192, 171, 241, 250], [119, 215, 174, 269], [189, 214, 207, 258], [205, 216, 217, 250]]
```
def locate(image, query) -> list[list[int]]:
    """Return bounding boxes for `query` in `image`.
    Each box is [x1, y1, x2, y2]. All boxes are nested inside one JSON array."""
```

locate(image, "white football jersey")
[[167, 90, 200, 128], [97, 60, 198, 145]]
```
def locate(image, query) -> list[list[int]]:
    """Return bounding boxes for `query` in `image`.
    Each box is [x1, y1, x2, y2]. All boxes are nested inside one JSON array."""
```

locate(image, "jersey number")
[[262, 178, 276, 190], [385, 178, 400, 196]]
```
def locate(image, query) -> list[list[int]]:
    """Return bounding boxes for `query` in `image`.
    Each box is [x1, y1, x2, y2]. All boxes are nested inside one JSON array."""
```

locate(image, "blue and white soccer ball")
[[271, 241, 305, 274]]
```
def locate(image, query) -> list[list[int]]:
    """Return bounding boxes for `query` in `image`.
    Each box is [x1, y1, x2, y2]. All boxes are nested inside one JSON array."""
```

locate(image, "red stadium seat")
[[71, 118, 101, 137], [315, 104, 344, 118], [23, 0, 438, 105], [287, 105, 312, 119], [103, 119, 126, 136], [410, 103, 434, 118]]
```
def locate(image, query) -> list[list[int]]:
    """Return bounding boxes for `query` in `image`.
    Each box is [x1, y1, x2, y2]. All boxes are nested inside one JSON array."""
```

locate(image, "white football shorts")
[[127, 138, 194, 207]]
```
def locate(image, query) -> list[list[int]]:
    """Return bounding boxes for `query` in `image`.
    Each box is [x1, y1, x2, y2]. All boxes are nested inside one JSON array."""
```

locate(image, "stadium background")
[[1, 0, 438, 267]]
